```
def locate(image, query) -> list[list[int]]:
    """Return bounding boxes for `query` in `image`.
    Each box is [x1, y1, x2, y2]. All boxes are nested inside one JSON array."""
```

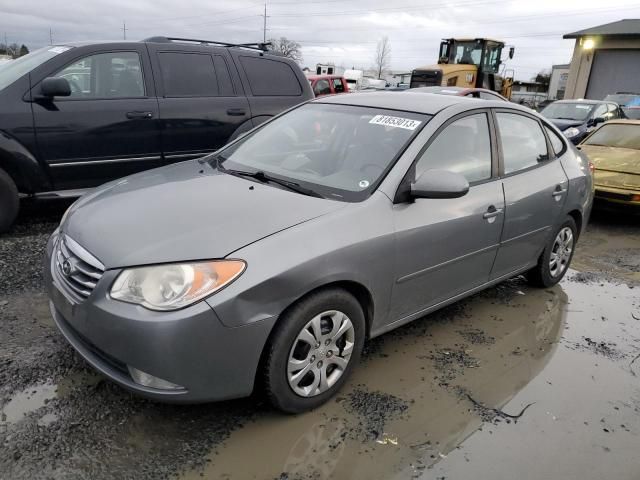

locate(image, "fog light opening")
[[128, 366, 185, 391]]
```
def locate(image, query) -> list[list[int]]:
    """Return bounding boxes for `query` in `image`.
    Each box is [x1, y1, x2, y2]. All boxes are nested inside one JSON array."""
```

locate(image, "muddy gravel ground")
[[1, 199, 639, 480]]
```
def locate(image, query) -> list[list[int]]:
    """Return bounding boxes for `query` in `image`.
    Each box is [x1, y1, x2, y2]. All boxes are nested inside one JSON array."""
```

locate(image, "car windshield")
[[583, 124, 640, 150], [541, 102, 595, 121], [0, 46, 73, 92], [603, 94, 640, 107], [216, 103, 429, 201]]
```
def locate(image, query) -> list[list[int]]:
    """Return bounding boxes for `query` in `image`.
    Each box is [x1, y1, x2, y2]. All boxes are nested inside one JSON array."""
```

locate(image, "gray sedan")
[[45, 93, 593, 413]]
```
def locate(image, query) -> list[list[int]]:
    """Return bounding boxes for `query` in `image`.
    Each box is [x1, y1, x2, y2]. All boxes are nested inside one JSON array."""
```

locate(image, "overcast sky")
[[2, 0, 640, 80]]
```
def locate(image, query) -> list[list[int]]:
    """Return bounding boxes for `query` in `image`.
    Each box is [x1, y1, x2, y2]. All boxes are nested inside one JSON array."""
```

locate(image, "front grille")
[[53, 235, 105, 302]]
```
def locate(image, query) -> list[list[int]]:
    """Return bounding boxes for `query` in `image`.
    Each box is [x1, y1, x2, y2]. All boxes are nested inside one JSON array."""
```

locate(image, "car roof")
[[306, 74, 344, 80], [313, 91, 518, 115], [552, 99, 610, 105]]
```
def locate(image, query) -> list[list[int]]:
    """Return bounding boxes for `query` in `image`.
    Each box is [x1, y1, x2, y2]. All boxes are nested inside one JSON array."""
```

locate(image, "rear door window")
[[239, 56, 302, 96], [158, 52, 218, 97], [333, 78, 345, 93], [497, 112, 550, 174], [544, 125, 566, 156]]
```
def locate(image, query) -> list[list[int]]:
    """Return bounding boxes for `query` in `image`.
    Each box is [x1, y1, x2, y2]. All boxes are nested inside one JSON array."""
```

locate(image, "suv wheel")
[[527, 217, 577, 288], [0, 168, 19, 233], [264, 289, 365, 413]]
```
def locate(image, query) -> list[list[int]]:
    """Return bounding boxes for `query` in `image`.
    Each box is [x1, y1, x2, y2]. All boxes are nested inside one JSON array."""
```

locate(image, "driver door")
[[389, 110, 505, 321], [32, 45, 162, 190]]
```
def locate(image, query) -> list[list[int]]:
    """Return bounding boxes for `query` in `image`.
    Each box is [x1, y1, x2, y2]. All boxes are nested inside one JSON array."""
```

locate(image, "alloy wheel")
[[549, 227, 573, 278], [287, 310, 355, 397]]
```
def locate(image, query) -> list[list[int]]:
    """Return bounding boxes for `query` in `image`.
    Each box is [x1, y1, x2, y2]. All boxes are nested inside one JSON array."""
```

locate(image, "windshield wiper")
[[554, 117, 580, 121], [219, 165, 324, 198]]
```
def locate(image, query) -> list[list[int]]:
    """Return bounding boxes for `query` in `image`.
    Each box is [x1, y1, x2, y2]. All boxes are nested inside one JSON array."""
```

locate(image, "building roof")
[[564, 19, 640, 39]]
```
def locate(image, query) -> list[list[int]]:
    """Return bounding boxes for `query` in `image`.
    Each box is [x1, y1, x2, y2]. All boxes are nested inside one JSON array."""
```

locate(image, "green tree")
[[19, 44, 29, 57]]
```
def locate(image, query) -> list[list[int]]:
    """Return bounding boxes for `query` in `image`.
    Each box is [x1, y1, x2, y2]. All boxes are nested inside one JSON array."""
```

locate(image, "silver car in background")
[[45, 93, 593, 413]]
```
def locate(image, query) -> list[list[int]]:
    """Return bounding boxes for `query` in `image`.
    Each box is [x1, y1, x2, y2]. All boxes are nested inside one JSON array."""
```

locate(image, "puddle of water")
[[179, 278, 578, 480], [1, 382, 58, 424]]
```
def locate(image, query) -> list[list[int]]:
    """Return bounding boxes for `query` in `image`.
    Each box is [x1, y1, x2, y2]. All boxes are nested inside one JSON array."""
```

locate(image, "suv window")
[[544, 125, 566, 156], [313, 79, 331, 96], [416, 113, 492, 183], [497, 113, 549, 174], [55, 52, 144, 98], [159, 52, 219, 97], [240, 56, 302, 96], [333, 78, 345, 93]]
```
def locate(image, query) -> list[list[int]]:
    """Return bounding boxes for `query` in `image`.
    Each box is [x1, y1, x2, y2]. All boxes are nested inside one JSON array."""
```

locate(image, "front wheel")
[[0, 168, 19, 233], [263, 289, 365, 413], [527, 217, 577, 288]]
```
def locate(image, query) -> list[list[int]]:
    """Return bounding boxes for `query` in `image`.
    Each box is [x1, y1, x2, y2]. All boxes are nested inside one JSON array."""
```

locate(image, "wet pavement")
[[1, 199, 639, 480]]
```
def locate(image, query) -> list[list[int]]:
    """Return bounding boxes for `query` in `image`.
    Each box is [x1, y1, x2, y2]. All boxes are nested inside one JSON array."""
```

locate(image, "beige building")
[[564, 19, 640, 100]]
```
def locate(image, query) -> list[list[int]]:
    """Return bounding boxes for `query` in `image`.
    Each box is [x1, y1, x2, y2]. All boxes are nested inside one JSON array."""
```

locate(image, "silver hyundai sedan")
[[45, 93, 593, 413]]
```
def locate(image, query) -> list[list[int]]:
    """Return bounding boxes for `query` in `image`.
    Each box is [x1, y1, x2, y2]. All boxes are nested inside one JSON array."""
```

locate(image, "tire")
[[263, 288, 366, 413], [0, 168, 19, 234], [527, 217, 577, 288]]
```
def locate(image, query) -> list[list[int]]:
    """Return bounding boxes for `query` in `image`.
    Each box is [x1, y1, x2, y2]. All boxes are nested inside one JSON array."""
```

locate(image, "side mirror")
[[40, 77, 71, 98], [411, 169, 469, 199], [509, 47, 515, 59], [588, 116, 605, 127]]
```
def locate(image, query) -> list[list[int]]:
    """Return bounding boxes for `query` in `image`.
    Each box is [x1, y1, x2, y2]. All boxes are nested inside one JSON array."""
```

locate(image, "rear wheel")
[[263, 289, 365, 413], [527, 217, 577, 287], [0, 168, 19, 233]]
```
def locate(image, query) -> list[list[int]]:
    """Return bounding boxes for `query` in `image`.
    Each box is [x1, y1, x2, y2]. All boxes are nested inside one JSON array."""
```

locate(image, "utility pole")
[[49, 28, 53, 45], [262, 2, 268, 43], [122, 20, 127, 40]]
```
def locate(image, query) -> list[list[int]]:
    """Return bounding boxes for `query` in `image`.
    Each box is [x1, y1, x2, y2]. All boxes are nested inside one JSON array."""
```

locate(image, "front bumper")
[[44, 233, 277, 403]]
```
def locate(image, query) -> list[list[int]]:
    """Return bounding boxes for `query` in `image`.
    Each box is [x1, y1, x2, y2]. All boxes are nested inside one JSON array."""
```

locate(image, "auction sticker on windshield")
[[369, 115, 422, 130]]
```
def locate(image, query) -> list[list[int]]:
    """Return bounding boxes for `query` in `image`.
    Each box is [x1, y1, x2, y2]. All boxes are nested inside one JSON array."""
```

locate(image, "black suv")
[[0, 36, 313, 231]]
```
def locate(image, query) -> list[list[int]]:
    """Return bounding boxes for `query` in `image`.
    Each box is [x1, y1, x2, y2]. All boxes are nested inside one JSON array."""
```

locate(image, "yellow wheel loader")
[[410, 38, 515, 99]]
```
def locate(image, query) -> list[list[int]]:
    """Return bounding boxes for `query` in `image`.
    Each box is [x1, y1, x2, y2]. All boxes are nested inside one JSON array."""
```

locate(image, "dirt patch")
[[565, 337, 627, 360], [456, 328, 495, 345], [424, 347, 479, 385], [342, 387, 409, 442], [568, 271, 603, 284]]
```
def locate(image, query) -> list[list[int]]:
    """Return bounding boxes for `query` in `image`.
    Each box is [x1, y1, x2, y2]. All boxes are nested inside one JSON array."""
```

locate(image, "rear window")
[[159, 52, 219, 97], [240, 56, 302, 96]]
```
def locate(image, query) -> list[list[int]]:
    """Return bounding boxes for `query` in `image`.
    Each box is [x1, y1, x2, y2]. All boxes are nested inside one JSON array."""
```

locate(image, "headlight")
[[110, 260, 246, 311], [563, 127, 580, 139]]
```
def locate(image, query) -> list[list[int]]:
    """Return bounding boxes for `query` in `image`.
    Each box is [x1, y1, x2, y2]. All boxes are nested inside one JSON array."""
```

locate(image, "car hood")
[[579, 145, 640, 175], [62, 160, 344, 268], [547, 118, 584, 130]]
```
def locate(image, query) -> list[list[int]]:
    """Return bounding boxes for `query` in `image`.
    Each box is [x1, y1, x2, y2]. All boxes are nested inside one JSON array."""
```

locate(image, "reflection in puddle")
[[1, 382, 57, 424], [181, 280, 569, 480]]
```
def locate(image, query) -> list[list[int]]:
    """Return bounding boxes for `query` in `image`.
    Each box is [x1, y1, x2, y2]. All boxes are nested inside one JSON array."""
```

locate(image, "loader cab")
[[438, 38, 504, 75]]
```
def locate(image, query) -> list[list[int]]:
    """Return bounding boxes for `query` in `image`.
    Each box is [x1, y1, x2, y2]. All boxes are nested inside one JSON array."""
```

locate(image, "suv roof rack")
[[143, 36, 271, 52]]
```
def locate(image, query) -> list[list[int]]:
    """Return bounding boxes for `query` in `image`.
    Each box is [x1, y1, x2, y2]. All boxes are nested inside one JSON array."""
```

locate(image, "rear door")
[[32, 44, 162, 190], [490, 110, 568, 280], [230, 52, 312, 127], [148, 44, 251, 162]]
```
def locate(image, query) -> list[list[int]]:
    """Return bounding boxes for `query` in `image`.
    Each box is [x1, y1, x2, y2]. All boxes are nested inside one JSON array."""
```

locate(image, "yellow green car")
[[579, 120, 640, 206]]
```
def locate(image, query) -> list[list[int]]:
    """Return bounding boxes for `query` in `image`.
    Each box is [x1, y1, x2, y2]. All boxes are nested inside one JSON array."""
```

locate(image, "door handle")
[[552, 185, 567, 197], [126, 111, 153, 119], [226, 108, 246, 116], [483, 205, 503, 219]]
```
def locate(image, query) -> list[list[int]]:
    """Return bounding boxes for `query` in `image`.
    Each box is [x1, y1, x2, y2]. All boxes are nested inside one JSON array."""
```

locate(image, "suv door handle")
[[126, 111, 153, 119], [483, 205, 503, 219], [226, 108, 246, 116]]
